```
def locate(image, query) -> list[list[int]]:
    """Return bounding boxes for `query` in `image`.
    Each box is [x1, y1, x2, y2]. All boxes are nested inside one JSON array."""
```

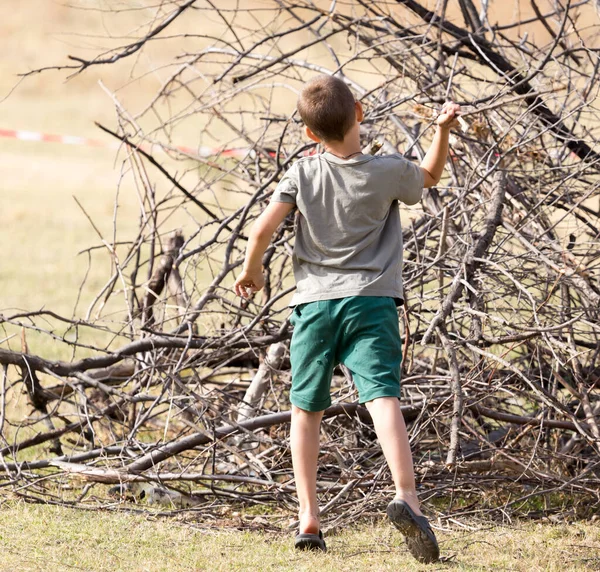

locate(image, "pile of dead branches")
[[1, 0, 599, 526]]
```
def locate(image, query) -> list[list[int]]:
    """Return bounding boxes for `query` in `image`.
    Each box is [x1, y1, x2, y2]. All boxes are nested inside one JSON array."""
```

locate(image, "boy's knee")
[[365, 396, 400, 411], [292, 404, 325, 417]]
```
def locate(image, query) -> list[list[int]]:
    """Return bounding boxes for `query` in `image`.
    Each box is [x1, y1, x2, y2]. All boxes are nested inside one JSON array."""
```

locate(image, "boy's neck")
[[323, 124, 362, 160]]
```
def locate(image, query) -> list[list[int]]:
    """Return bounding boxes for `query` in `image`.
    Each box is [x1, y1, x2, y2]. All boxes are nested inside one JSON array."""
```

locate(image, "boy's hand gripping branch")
[[436, 101, 461, 130]]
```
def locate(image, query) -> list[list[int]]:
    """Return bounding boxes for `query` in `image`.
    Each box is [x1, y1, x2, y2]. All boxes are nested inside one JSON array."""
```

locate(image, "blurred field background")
[[1, 1, 216, 358], [1, 1, 143, 326]]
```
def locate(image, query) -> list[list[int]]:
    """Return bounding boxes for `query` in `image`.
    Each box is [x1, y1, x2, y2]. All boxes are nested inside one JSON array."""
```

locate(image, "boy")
[[234, 75, 460, 563]]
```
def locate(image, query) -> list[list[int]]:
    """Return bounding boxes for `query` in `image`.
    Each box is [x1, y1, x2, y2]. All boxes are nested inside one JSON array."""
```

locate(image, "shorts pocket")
[[292, 303, 307, 321]]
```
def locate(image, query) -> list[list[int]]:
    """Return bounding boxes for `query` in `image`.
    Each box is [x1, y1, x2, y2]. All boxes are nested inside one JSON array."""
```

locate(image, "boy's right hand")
[[234, 268, 265, 298], [436, 102, 461, 130]]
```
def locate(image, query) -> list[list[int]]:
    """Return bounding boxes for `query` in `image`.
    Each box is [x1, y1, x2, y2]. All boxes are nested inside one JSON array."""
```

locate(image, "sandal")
[[387, 499, 439, 563], [294, 529, 327, 552]]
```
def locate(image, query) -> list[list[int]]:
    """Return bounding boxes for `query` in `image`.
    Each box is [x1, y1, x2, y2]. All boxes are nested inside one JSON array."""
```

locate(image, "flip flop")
[[294, 529, 327, 552], [387, 499, 440, 563]]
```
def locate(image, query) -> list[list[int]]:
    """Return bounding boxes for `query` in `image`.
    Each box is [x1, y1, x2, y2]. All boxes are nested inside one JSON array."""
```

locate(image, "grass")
[[0, 500, 599, 571]]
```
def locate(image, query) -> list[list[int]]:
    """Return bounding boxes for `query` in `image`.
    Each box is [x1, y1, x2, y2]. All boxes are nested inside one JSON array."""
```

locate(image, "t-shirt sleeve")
[[392, 154, 424, 205], [271, 163, 298, 205]]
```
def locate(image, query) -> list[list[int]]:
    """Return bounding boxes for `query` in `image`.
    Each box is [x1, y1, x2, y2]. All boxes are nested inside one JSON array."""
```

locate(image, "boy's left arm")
[[234, 201, 295, 298]]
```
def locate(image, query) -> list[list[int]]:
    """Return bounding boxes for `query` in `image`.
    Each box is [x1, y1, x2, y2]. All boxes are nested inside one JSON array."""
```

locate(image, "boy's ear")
[[305, 126, 321, 143], [355, 100, 364, 123]]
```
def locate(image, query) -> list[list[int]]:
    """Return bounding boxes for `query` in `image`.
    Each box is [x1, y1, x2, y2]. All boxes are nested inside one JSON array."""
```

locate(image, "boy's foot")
[[294, 530, 327, 552], [387, 499, 439, 563]]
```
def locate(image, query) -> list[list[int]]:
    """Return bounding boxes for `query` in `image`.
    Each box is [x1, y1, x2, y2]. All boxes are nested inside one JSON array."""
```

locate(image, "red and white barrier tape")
[[0, 127, 248, 158], [0, 127, 119, 149]]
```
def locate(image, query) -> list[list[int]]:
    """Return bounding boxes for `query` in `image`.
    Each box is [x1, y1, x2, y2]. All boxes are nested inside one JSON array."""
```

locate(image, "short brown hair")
[[297, 75, 356, 143]]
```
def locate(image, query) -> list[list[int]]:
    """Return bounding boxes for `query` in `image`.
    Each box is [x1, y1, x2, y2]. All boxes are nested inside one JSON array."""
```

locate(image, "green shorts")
[[289, 296, 403, 412]]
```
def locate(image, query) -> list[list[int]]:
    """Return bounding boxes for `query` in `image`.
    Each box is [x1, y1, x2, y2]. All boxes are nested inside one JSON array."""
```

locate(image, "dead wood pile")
[[1, 1, 599, 526]]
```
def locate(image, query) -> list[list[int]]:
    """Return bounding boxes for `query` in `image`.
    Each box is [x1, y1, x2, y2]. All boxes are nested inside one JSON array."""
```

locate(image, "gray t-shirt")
[[271, 151, 424, 306]]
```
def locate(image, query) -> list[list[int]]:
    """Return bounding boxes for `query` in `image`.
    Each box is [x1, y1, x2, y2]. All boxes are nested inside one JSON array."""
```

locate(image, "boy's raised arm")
[[235, 201, 295, 298], [420, 102, 461, 188]]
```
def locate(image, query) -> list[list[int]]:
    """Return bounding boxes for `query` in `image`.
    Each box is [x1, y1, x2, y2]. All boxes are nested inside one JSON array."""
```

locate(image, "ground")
[[0, 501, 598, 571]]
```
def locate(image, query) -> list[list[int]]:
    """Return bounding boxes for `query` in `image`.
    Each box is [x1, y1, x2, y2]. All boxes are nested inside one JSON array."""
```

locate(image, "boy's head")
[[297, 75, 359, 143]]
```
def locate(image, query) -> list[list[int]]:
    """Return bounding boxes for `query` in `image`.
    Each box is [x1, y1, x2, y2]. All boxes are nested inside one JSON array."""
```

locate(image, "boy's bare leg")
[[290, 405, 324, 534], [365, 396, 423, 516]]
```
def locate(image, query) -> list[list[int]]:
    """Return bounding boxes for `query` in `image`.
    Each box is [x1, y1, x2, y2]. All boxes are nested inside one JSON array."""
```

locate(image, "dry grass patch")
[[0, 500, 599, 571]]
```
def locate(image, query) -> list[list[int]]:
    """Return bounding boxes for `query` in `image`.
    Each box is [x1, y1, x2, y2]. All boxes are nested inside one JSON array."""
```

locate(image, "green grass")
[[0, 500, 598, 571]]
